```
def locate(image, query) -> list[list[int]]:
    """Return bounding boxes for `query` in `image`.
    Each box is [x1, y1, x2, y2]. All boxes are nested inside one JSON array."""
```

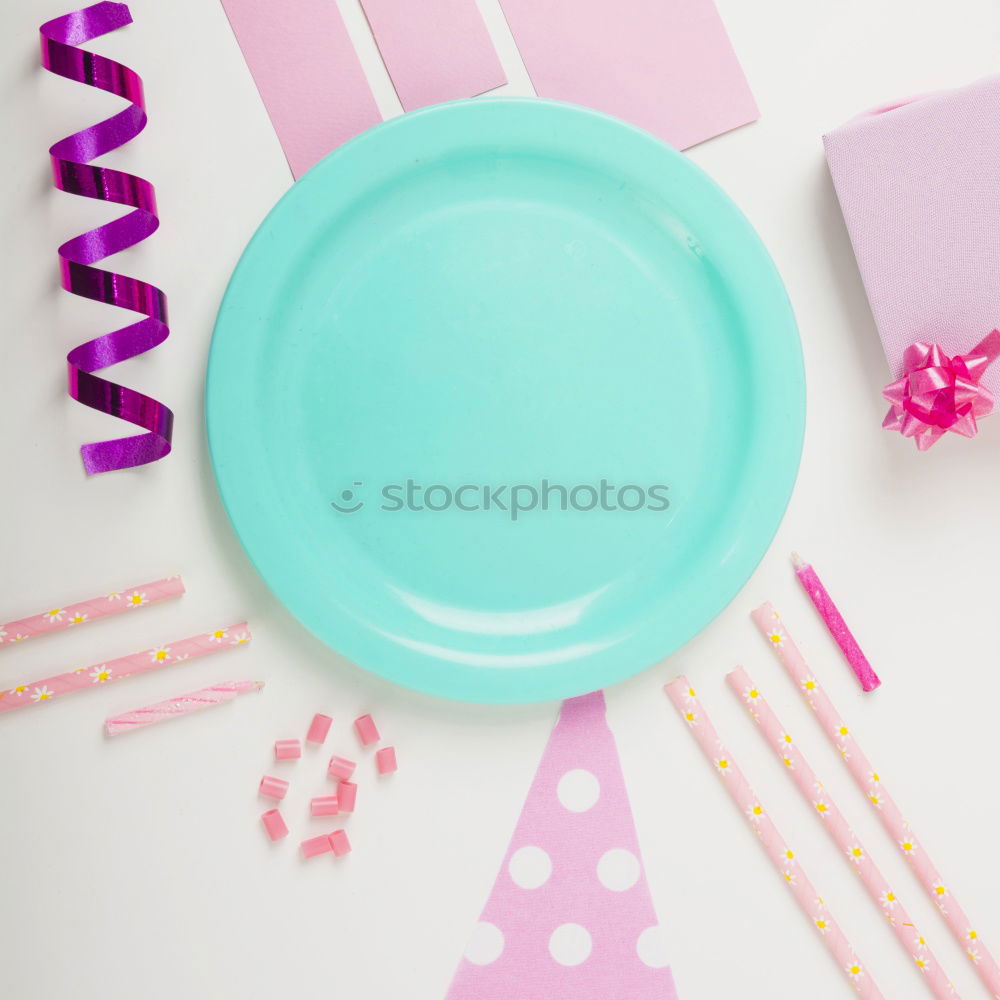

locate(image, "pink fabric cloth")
[[445, 691, 679, 1000], [824, 75, 1000, 411], [360, 0, 506, 111], [497, 0, 757, 150]]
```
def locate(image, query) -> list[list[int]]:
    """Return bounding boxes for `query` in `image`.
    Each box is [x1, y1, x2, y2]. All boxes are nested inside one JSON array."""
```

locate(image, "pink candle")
[[792, 553, 880, 692], [105, 680, 264, 736]]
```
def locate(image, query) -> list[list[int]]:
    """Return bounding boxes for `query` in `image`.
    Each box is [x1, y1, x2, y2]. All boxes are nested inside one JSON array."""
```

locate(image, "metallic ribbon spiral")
[[40, 2, 173, 474]]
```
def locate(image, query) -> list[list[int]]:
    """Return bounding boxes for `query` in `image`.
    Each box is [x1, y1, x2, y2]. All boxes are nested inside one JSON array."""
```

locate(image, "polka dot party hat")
[[446, 691, 679, 999]]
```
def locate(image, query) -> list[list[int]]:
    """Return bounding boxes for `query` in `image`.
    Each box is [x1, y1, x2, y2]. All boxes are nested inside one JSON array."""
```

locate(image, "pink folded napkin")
[[824, 75, 1000, 442]]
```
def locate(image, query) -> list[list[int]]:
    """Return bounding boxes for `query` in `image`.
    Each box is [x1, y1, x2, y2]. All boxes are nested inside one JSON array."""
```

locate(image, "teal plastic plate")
[[207, 99, 803, 704]]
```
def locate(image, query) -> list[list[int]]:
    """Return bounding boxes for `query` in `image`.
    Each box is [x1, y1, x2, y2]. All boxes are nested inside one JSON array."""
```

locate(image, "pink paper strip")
[[360, 0, 506, 112], [0, 623, 250, 715], [497, 0, 758, 150], [446, 692, 678, 1000], [219, 0, 382, 178], [0, 576, 184, 650]]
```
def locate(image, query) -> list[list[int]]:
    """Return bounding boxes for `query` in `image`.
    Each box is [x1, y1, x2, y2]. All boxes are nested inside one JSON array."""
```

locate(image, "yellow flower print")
[[869, 771, 880, 784], [836, 744, 850, 761], [11, 634, 27, 642], [869, 791, 883, 809], [968, 948, 981, 964], [932, 882, 948, 900], [746, 803, 764, 823], [743, 685, 760, 704], [899, 837, 917, 856], [914, 935, 927, 950], [833, 723, 849, 740], [682, 709, 697, 727], [914, 954, 932, 972], [125, 592, 147, 608], [43, 608, 64, 622], [784, 848, 795, 863], [90, 666, 112, 684], [846, 845, 865, 864], [814, 915, 830, 934], [149, 647, 171, 663], [31, 686, 54, 702], [766, 627, 785, 647], [879, 889, 897, 909], [779, 731, 794, 746], [781, 754, 794, 769], [230, 631, 250, 646], [106, 591, 122, 601], [11, 684, 28, 697], [209, 628, 228, 643], [683, 684, 697, 701], [801, 676, 817, 693], [966, 929, 978, 943], [846, 963, 864, 980], [814, 799, 830, 817], [782, 869, 797, 887], [714, 757, 731, 775], [68, 612, 88, 626]]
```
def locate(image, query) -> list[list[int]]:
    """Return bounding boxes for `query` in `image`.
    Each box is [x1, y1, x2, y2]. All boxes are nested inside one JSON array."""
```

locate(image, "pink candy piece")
[[311, 795, 339, 817], [306, 712, 332, 744], [259, 775, 289, 800], [375, 746, 397, 775], [301, 834, 333, 859], [328, 829, 351, 857], [274, 739, 301, 760], [354, 713, 380, 747], [328, 755, 356, 781], [261, 808, 288, 841], [337, 780, 357, 813]]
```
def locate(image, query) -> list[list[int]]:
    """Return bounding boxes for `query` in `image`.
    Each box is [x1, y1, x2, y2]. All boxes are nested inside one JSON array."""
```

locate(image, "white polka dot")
[[636, 925, 671, 968], [557, 769, 600, 812], [549, 923, 592, 966], [464, 922, 504, 965], [597, 847, 640, 891], [508, 845, 552, 889]]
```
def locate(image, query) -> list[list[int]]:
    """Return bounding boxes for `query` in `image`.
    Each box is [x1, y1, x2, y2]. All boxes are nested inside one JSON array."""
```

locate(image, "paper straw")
[[753, 603, 1000, 998], [0, 623, 250, 716], [727, 666, 958, 999], [0, 575, 184, 649], [792, 553, 880, 692], [104, 679, 264, 736], [665, 676, 883, 998]]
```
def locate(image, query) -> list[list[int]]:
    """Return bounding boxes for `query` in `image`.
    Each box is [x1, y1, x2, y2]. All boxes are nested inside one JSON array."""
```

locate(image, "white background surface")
[[2, 1, 999, 997]]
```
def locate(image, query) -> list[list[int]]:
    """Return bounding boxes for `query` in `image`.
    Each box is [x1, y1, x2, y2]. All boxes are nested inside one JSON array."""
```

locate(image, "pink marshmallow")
[[354, 713, 380, 747], [328, 829, 351, 857], [259, 775, 289, 800], [306, 713, 333, 744], [311, 795, 339, 817], [338, 780, 357, 813], [375, 746, 397, 775], [301, 834, 332, 859], [261, 809, 288, 841], [274, 739, 301, 760], [328, 755, 356, 781]]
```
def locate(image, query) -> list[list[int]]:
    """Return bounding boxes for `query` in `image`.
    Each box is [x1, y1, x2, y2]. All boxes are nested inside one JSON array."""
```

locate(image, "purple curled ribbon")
[[40, 2, 173, 474]]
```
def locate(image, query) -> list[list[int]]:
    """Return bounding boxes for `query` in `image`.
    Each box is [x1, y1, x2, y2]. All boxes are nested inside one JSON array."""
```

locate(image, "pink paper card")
[[497, 0, 757, 149], [220, 0, 383, 178], [361, 0, 507, 111]]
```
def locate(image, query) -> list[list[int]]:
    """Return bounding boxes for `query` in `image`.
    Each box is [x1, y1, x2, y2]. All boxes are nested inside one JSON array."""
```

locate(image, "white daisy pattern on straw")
[[43, 608, 64, 623], [914, 934, 928, 950], [778, 731, 794, 747], [914, 954, 932, 973], [31, 686, 54, 702], [714, 756, 731, 776], [746, 802, 764, 824], [781, 868, 797, 887], [784, 848, 795, 864], [801, 676, 818, 694], [148, 647, 171, 663], [846, 844, 865, 864], [766, 626, 785, 647], [899, 836, 917, 856], [815, 915, 831, 935], [681, 708, 698, 728], [107, 590, 122, 601], [833, 722, 849, 740], [682, 684, 697, 702], [67, 612, 88, 626], [208, 628, 228, 643], [90, 665, 112, 683], [125, 592, 147, 608], [932, 882, 948, 902], [846, 962, 864, 981], [781, 753, 795, 769], [230, 630, 250, 646], [868, 791, 884, 809], [11, 634, 27, 643], [743, 684, 760, 704], [879, 888, 897, 910], [814, 799, 830, 818], [968, 948, 981, 964], [836, 744, 850, 761], [11, 684, 28, 697]]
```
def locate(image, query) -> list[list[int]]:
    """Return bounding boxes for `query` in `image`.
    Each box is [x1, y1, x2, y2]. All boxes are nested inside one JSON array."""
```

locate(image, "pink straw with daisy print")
[[0, 623, 250, 715], [753, 604, 1000, 998], [727, 666, 958, 999], [0, 576, 184, 649], [665, 676, 884, 998]]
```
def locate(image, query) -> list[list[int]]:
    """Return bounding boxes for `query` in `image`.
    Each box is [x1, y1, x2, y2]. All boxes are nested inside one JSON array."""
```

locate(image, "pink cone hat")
[[445, 691, 680, 999]]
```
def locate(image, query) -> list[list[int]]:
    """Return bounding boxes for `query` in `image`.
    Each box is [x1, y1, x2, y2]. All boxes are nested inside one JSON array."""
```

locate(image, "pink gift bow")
[[882, 329, 1000, 449]]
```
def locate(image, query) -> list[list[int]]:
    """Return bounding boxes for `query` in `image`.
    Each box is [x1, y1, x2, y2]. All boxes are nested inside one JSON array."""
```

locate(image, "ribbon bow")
[[882, 330, 1000, 450]]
